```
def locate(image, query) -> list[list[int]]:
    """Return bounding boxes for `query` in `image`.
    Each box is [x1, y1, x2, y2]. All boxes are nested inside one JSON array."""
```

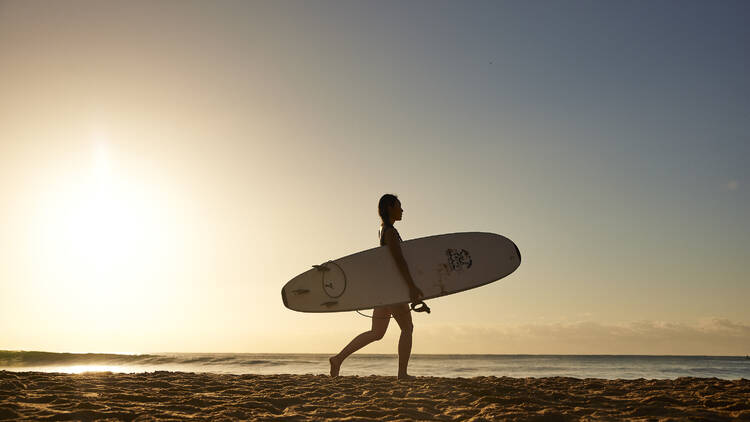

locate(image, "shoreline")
[[2, 371, 749, 420]]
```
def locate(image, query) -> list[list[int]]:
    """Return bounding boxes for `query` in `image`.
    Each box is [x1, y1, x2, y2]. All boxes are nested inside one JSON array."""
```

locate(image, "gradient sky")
[[1, 0, 748, 355]]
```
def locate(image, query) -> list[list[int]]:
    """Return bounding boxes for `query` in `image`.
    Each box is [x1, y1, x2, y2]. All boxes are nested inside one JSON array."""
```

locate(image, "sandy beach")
[[0, 371, 748, 421]]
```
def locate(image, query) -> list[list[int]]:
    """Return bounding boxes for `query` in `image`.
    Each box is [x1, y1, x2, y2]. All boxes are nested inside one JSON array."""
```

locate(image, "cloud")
[[414, 318, 750, 355], [255, 318, 750, 355]]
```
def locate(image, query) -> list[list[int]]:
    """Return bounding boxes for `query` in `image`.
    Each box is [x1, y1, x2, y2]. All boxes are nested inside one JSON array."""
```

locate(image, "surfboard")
[[281, 232, 521, 313]]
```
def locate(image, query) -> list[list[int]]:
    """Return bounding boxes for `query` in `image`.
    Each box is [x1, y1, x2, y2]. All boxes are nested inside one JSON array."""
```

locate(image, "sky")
[[1, 0, 748, 355]]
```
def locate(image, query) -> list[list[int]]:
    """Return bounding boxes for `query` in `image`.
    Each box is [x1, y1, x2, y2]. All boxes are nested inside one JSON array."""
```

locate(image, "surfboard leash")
[[355, 301, 431, 319], [410, 300, 431, 313], [355, 310, 393, 319]]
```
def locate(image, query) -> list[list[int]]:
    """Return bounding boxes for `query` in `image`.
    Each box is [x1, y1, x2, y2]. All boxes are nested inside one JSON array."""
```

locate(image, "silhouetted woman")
[[329, 194, 423, 379]]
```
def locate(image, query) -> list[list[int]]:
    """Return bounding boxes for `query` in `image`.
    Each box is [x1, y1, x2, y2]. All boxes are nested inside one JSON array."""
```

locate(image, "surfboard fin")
[[312, 263, 331, 272]]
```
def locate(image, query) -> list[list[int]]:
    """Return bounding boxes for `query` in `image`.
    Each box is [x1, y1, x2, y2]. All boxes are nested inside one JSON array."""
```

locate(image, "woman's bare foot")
[[329, 356, 341, 377], [397, 373, 415, 380]]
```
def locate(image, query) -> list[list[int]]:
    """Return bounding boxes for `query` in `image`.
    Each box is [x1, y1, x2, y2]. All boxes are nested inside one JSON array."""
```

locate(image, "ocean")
[[1, 351, 748, 379]]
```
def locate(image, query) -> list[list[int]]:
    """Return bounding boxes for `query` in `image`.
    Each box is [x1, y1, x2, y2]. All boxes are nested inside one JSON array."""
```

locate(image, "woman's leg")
[[391, 303, 414, 379], [330, 307, 391, 377]]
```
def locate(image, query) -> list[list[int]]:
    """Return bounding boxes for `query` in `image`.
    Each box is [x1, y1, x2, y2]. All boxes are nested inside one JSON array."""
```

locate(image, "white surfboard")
[[282, 232, 520, 313]]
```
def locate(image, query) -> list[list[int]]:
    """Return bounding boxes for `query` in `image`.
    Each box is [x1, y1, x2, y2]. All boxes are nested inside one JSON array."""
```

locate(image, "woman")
[[329, 194, 423, 379]]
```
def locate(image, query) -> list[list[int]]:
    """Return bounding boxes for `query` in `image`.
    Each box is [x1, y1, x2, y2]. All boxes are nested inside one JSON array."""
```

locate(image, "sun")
[[31, 135, 169, 316], [60, 141, 142, 277]]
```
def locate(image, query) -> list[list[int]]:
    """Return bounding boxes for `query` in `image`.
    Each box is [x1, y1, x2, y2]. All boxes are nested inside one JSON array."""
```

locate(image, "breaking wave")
[[0, 351, 289, 369]]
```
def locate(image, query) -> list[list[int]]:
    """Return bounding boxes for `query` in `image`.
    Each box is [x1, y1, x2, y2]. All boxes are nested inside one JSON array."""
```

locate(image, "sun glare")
[[63, 141, 143, 278], [30, 134, 176, 319], [60, 141, 136, 271]]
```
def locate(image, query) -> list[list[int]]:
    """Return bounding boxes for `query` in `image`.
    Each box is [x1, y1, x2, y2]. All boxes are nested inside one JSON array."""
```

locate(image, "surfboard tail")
[[281, 288, 289, 309]]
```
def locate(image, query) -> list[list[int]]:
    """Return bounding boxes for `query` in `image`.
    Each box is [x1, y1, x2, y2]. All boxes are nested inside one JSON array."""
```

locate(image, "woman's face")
[[389, 201, 403, 222]]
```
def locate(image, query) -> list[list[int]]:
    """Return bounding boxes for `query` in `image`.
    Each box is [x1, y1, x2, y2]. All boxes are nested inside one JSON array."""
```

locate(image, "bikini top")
[[379, 226, 402, 246]]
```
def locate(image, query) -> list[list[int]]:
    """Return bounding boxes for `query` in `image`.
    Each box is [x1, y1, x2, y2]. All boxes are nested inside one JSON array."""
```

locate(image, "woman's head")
[[378, 194, 402, 227]]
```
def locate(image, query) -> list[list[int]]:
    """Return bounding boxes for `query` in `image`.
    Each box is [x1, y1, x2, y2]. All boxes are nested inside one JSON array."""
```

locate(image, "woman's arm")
[[383, 228, 423, 301]]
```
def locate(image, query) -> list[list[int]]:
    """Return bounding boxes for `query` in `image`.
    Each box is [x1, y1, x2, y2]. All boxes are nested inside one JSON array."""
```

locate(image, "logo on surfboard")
[[446, 249, 472, 271]]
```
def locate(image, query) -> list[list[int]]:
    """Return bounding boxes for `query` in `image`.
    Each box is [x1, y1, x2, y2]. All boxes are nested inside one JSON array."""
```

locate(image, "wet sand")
[[1, 370, 748, 421]]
